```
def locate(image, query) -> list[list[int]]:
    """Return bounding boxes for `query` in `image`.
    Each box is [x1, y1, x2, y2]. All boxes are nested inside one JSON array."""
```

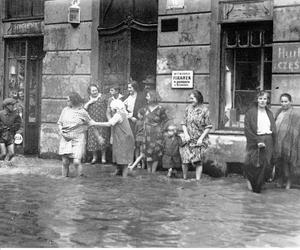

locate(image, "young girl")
[[162, 124, 182, 177]]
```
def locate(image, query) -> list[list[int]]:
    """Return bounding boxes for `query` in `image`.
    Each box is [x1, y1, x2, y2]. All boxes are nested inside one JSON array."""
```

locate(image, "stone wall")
[[40, 0, 93, 157], [272, 0, 300, 111], [157, 0, 211, 125]]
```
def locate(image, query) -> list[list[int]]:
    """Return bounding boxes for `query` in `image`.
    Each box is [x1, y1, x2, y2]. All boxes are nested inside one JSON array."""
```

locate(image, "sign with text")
[[220, 0, 273, 22], [8, 21, 42, 35], [166, 0, 184, 9], [273, 44, 300, 73], [171, 71, 193, 89]]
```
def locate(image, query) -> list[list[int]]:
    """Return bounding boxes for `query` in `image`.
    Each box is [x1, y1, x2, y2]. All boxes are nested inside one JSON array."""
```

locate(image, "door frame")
[[4, 37, 43, 154]]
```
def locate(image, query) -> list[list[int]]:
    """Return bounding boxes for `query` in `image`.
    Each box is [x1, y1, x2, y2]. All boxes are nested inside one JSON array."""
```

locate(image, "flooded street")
[[0, 157, 300, 247]]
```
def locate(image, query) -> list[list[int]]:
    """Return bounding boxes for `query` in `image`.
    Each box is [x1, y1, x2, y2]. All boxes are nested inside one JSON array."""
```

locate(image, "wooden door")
[[99, 31, 130, 92]]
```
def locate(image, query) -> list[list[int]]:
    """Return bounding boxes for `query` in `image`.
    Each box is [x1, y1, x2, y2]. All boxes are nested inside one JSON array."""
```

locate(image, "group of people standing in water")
[[57, 80, 212, 181], [244, 91, 300, 193], [57, 81, 300, 193]]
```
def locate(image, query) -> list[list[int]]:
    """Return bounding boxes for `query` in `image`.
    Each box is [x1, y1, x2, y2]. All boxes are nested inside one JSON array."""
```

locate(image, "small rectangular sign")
[[166, 0, 184, 9], [171, 70, 193, 89]]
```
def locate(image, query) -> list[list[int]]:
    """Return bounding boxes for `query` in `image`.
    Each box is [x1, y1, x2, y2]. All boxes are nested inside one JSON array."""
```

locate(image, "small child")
[[162, 124, 182, 177], [134, 108, 146, 168], [0, 98, 22, 161]]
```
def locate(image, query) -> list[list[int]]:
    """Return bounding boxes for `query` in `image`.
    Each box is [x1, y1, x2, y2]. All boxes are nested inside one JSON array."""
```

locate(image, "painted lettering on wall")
[[9, 22, 42, 35], [273, 45, 300, 73]]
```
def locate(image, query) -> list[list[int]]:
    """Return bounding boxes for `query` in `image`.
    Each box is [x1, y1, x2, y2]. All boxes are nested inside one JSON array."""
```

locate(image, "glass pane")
[[251, 31, 261, 46], [238, 30, 249, 46], [28, 60, 38, 122], [7, 0, 44, 18], [20, 41, 26, 57], [8, 59, 25, 119], [263, 31, 272, 45], [226, 31, 237, 47]]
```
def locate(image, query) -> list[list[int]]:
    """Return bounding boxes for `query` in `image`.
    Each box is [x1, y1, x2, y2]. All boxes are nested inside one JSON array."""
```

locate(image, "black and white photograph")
[[0, 0, 300, 248]]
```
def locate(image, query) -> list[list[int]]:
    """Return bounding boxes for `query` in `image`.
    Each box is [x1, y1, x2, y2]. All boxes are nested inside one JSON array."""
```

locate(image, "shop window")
[[6, 0, 44, 19], [6, 39, 43, 122], [220, 23, 272, 129]]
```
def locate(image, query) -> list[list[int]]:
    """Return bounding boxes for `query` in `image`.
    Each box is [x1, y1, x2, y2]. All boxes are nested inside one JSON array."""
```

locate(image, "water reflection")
[[0, 165, 299, 247]]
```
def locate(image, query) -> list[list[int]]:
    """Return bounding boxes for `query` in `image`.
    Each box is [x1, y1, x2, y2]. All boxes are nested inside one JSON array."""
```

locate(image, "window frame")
[[219, 22, 273, 130]]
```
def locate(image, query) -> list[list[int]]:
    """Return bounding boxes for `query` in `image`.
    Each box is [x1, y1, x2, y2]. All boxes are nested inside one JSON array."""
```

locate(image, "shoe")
[[91, 158, 97, 164]]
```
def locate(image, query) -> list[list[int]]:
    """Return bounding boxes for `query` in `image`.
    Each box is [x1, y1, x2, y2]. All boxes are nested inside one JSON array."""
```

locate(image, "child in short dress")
[[162, 124, 183, 177]]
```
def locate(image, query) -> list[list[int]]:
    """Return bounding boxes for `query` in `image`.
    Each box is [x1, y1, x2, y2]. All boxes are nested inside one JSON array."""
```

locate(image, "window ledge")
[[211, 129, 245, 136]]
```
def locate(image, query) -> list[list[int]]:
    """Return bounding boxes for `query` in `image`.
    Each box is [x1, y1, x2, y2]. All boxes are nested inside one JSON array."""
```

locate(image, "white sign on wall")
[[166, 0, 184, 9], [171, 70, 193, 89]]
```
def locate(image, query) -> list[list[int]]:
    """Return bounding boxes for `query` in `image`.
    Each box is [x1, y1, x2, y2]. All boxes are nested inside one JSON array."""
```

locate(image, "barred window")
[[220, 22, 273, 129]]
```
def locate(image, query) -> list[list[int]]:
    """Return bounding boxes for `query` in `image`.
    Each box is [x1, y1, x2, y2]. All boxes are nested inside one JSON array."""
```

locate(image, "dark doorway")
[[131, 29, 157, 85], [5, 38, 43, 154], [98, 0, 158, 92]]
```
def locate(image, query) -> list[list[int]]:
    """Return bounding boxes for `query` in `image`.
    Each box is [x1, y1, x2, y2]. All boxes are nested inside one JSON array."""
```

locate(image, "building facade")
[[0, 0, 299, 168]]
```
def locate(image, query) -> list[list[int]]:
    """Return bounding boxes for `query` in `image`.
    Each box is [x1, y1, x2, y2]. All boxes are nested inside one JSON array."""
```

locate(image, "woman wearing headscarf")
[[275, 93, 300, 189], [244, 91, 277, 193], [93, 99, 134, 177]]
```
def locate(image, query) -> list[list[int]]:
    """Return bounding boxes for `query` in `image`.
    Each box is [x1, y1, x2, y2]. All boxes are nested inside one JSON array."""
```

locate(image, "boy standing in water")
[[0, 98, 22, 161], [162, 124, 182, 177]]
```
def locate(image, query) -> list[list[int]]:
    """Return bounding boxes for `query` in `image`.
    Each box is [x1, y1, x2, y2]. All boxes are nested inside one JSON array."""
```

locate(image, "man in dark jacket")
[[0, 98, 22, 161]]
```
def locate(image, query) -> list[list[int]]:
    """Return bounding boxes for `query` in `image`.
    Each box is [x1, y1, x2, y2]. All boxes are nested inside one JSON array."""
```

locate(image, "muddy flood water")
[[0, 159, 300, 248]]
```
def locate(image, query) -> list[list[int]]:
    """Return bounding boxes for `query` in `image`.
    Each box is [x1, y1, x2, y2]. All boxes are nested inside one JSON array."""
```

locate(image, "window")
[[6, 39, 43, 122], [6, 0, 44, 19], [220, 22, 272, 129]]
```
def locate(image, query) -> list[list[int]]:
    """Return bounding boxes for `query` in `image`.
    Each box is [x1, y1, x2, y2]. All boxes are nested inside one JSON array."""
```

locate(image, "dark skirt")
[[162, 155, 181, 169], [244, 134, 274, 193]]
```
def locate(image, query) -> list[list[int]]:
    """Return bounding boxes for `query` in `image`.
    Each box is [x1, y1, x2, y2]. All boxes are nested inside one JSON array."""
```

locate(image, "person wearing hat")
[[0, 97, 22, 161], [96, 99, 134, 177]]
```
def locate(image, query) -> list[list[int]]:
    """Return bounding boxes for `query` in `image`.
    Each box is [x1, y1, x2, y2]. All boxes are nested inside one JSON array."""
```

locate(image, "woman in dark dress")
[[244, 91, 277, 193], [143, 90, 168, 173], [84, 84, 109, 164]]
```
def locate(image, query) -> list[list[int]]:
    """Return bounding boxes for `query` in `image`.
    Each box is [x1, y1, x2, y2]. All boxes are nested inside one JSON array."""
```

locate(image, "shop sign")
[[219, 0, 273, 22], [171, 70, 193, 89], [273, 44, 300, 73], [166, 0, 184, 9], [8, 21, 42, 35]]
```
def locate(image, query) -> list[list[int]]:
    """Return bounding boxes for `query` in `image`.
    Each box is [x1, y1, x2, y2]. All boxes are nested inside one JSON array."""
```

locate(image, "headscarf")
[[110, 99, 126, 113]]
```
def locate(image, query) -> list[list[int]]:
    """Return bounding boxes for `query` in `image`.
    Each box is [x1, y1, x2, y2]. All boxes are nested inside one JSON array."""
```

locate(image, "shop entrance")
[[5, 38, 43, 154]]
